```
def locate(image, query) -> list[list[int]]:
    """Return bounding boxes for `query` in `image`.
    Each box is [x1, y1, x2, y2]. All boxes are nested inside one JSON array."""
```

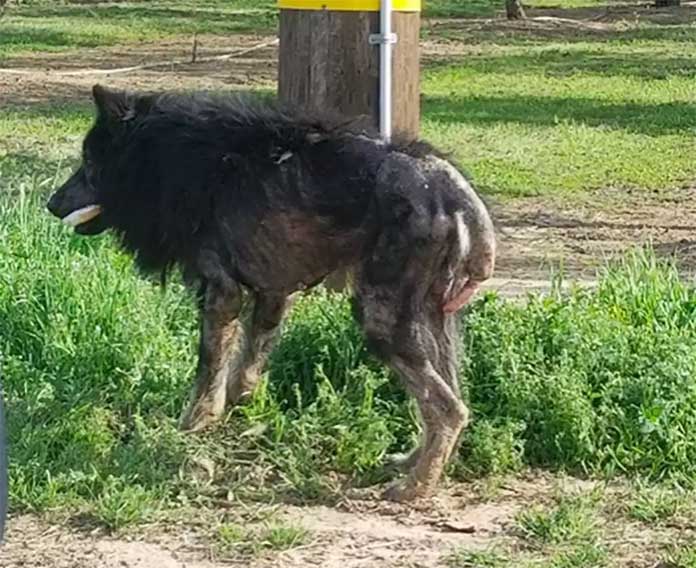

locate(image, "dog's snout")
[[46, 191, 62, 218], [46, 167, 98, 220]]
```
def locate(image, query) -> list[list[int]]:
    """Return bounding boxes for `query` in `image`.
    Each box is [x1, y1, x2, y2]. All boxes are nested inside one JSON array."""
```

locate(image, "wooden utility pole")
[[278, 0, 421, 140], [278, 0, 421, 290]]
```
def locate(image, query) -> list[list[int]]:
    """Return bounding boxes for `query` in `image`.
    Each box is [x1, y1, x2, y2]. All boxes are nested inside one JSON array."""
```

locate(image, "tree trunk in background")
[[655, 0, 680, 6], [279, 10, 421, 141], [505, 0, 526, 19]]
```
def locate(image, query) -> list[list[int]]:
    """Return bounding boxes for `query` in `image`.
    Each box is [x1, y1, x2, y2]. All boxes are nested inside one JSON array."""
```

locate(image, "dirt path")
[[0, 477, 589, 568], [2, 475, 685, 567], [2, 490, 515, 567], [492, 187, 696, 293]]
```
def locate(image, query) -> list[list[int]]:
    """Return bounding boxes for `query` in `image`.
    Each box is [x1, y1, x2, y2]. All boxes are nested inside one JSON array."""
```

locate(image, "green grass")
[[516, 489, 602, 545], [215, 521, 308, 557], [0, 0, 614, 57], [422, 40, 696, 196], [0, 0, 532, 58], [446, 549, 511, 567], [464, 253, 696, 480], [424, 0, 612, 18], [0, 0, 278, 58], [536, 544, 608, 568], [515, 489, 608, 567], [446, 543, 608, 568], [663, 545, 696, 568], [628, 481, 691, 523], [447, 489, 609, 567]]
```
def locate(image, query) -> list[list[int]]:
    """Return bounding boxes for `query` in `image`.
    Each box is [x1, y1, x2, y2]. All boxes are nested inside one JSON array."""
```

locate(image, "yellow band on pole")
[[278, 0, 420, 11]]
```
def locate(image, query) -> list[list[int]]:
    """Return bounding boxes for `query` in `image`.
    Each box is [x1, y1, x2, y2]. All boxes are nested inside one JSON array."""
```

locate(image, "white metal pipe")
[[379, 0, 393, 141]]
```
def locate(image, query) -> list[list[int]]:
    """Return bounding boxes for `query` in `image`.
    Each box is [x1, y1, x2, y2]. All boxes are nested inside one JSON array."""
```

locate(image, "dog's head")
[[47, 85, 152, 235]]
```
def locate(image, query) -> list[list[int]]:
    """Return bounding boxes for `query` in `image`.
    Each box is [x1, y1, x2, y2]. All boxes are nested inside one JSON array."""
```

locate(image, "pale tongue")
[[62, 205, 102, 227], [443, 281, 480, 314]]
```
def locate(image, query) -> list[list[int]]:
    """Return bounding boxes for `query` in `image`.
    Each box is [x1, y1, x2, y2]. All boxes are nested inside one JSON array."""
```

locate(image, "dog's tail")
[[441, 213, 490, 313], [439, 188, 496, 314]]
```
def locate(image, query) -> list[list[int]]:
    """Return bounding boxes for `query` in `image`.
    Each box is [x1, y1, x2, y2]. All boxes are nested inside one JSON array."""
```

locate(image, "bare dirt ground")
[[2, 496, 500, 567], [3, 475, 682, 567], [5, 474, 691, 567], [490, 186, 696, 293], [1, 10, 696, 566], [2, 478, 520, 567]]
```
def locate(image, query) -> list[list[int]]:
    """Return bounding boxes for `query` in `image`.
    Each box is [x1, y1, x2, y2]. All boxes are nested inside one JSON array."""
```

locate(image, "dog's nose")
[[46, 192, 61, 217]]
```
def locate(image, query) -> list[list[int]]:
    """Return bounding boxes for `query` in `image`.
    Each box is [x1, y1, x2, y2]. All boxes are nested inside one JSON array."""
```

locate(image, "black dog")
[[48, 85, 496, 501]]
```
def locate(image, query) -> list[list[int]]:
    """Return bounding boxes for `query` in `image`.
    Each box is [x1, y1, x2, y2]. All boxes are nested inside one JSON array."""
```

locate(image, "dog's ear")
[[92, 84, 137, 123]]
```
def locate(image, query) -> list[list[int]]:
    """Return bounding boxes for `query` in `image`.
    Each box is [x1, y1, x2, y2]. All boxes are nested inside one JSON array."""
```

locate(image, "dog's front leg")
[[226, 292, 293, 407], [179, 281, 243, 432]]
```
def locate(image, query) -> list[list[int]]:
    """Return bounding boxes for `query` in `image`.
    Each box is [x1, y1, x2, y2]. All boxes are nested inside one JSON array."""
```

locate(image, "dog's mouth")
[[61, 205, 106, 235]]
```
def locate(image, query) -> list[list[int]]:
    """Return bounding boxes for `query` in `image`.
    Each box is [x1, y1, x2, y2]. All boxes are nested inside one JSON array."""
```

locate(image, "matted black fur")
[[56, 90, 436, 284], [47, 86, 497, 502]]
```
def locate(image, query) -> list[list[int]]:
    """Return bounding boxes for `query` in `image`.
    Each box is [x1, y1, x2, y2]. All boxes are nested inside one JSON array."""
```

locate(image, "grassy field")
[[5, 188, 696, 507], [2, 0, 696, 565]]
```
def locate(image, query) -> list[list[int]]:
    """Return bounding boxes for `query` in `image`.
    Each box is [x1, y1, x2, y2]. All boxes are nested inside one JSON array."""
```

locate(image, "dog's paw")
[[178, 401, 220, 433], [384, 450, 421, 474], [382, 478, 429, 503]]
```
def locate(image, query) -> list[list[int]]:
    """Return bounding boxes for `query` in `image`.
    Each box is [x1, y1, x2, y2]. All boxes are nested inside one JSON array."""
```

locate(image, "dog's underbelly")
[[230, 210, 373, 292]]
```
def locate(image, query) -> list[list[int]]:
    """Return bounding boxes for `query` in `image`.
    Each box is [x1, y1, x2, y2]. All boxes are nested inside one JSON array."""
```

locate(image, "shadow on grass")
[[430, 21, 696, 46], [0, 100, 92, 115], [427, 49, 696, 80], [423, 93, 696, 135]]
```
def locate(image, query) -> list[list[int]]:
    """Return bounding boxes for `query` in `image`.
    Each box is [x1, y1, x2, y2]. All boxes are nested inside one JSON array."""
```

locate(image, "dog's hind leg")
[[352, 186, 469, 497], [387, 351, 468, 502], [179, 281, 243, 432], [225, 292, 293, 407], [355, 283, 469, 501], [384, 311, 463, 474], [353, 226, 468, 501]]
